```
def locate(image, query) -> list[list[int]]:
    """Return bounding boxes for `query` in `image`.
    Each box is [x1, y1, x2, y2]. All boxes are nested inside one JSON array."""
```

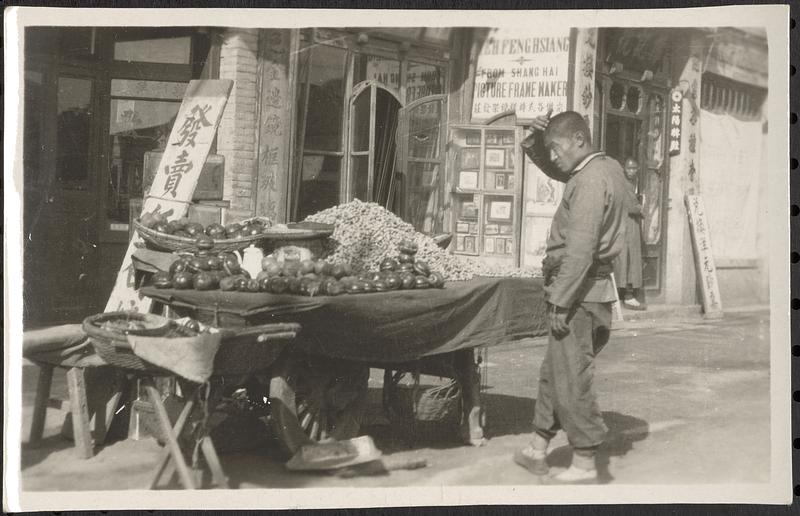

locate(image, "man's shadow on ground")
[[482, 392, 649, 484], [364, 388, 648, 484]]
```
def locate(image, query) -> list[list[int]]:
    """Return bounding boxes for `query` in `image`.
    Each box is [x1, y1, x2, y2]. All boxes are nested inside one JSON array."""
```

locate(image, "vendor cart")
[[141, 276, 549, 455]]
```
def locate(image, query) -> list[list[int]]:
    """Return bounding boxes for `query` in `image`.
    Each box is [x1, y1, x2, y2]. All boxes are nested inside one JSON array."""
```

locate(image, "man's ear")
[[573, 131, 586, 148]]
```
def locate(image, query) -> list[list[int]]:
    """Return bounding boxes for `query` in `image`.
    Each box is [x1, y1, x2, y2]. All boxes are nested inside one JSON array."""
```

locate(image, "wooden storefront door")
[[23, 67, 104, 326]]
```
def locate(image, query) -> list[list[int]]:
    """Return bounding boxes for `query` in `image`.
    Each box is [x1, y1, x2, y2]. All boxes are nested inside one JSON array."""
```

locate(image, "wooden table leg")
[[454, 349, 486, 447], [149, 393, 196, 490], [29, 364, 54, 446], [86, 368, 126, 447], [200, 436, 229, 489], [143, 380, 196, 490], [66, 368, 94, 459]]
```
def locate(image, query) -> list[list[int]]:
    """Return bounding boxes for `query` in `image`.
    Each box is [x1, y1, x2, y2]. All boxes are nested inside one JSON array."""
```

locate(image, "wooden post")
[[29, 364, 54, 445], [66, 368, 94, 459]]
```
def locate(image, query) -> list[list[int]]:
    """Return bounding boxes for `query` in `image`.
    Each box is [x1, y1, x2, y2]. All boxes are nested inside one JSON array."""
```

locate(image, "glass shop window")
[[294, 44, 348, 220], [106, 79, 186, 225], [56, 76, 94, 187], [406, 62, 443, 103], [607, 81, 643, 115], [24, 68, 46, 186], [113, 33, 192, 64], [354, 54, 400, 92]]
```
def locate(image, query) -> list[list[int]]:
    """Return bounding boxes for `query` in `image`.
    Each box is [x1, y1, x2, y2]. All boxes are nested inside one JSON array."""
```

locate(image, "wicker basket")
[[83, 312, 200, 372], [390, 379, 463, 423], [134, 219, 335, 254]]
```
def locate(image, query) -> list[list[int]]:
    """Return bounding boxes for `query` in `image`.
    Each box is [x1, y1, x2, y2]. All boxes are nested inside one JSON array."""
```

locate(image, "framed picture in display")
[[488, 200, 513, 222], [506, 174, 516, 190], [485, 148, 506, 168], [464, 236, 476, 253], [495, 173, 507, 190], [484, 237, 495, 253], [465, 131, 481, 145], [459, 147, 480, 169], [458, 170, 479, 190], [456, 235, 465, 252], [485, 223, 499, 235], [460, 201, 479, 219], [456, 221, 470, 233]]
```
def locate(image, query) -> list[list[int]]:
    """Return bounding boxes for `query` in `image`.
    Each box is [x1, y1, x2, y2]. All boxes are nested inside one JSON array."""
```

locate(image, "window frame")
[[290, 33, 449, 221]]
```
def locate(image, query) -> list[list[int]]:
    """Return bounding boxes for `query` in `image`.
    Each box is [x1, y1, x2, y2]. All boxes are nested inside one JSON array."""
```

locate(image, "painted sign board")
[[669, 88, 683, 156], [471, 28, 571, 121], [685, 195, 724, 318], [105, 79, 233, 313]]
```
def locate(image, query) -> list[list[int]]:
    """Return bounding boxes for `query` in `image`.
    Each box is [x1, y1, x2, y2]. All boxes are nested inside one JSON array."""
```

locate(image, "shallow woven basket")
[[134, 219, 334, 253], [134, 218, 268, 254], [83, 312, 199, 372]]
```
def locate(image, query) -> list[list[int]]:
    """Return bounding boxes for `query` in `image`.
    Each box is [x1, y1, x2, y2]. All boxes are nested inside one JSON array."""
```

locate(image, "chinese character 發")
[[172, 104, 213, 148], [670, 127, 681, 139]]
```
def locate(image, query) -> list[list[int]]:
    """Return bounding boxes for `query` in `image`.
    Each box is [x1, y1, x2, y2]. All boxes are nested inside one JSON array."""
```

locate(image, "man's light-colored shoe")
[[622, 297, 646, 311], [513, 446, 549, 476], [547, 464, 598, 484]]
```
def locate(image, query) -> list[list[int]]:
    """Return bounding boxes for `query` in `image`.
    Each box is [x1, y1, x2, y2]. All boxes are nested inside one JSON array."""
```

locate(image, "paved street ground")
[[16, 309, 771, 490]]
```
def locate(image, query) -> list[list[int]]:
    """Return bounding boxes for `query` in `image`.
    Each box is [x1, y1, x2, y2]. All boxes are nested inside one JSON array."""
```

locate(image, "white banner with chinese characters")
[[105, 80, 233, 313], [471, 28, 571, 121], [685, 195, 724, 318]]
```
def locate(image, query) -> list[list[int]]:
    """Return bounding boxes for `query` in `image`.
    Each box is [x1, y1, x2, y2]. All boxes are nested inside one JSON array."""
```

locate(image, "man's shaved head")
[[545, 111, 592, 146], [542, 111, 595, 173]]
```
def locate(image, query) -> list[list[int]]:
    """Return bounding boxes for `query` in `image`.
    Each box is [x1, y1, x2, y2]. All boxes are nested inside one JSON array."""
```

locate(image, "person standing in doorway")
[[614, 157, 646, 311], [516, 110, 629, 484]]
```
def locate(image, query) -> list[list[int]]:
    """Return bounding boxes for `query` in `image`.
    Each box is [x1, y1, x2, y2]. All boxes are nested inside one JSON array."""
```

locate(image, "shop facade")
[[21, 24, 768, 326]]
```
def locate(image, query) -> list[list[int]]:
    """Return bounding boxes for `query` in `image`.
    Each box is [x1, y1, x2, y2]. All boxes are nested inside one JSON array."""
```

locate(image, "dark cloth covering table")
[[142, 277, 548, 449], [140, 277, 548, 364]]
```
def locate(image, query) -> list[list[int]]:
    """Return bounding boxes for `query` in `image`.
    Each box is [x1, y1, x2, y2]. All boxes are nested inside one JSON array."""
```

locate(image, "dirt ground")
[[16, 309, 771, 490]]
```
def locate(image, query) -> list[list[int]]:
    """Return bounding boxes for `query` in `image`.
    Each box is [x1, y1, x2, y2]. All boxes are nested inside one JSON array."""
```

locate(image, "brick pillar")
[[217, 28, 259, 220]]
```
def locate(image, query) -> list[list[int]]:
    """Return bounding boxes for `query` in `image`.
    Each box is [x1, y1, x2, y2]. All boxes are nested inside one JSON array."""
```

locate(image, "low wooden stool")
[[28, 363, 126, 459], [24, 324, 126, 459]]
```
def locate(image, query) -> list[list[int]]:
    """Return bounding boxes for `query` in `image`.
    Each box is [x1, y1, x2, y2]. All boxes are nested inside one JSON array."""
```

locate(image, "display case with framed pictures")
[[448, 124, 523, 265]]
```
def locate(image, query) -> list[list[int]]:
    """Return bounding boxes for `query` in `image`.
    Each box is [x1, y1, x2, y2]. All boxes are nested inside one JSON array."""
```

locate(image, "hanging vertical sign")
[[256, 29, 291, 222], [471, 28, 571, 121], [668, 88, 683, 156], [685, 195, 724, 319], [105, 80, 233, 313]]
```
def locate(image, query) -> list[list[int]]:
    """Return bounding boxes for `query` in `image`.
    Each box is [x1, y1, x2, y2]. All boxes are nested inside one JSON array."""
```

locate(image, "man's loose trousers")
[[532, 301, 612, 449]]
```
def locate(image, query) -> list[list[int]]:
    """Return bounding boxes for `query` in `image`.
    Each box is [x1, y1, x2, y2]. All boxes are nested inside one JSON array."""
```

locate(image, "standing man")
[[515, 110, 629, 484], [614, 157, 646, 311]]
